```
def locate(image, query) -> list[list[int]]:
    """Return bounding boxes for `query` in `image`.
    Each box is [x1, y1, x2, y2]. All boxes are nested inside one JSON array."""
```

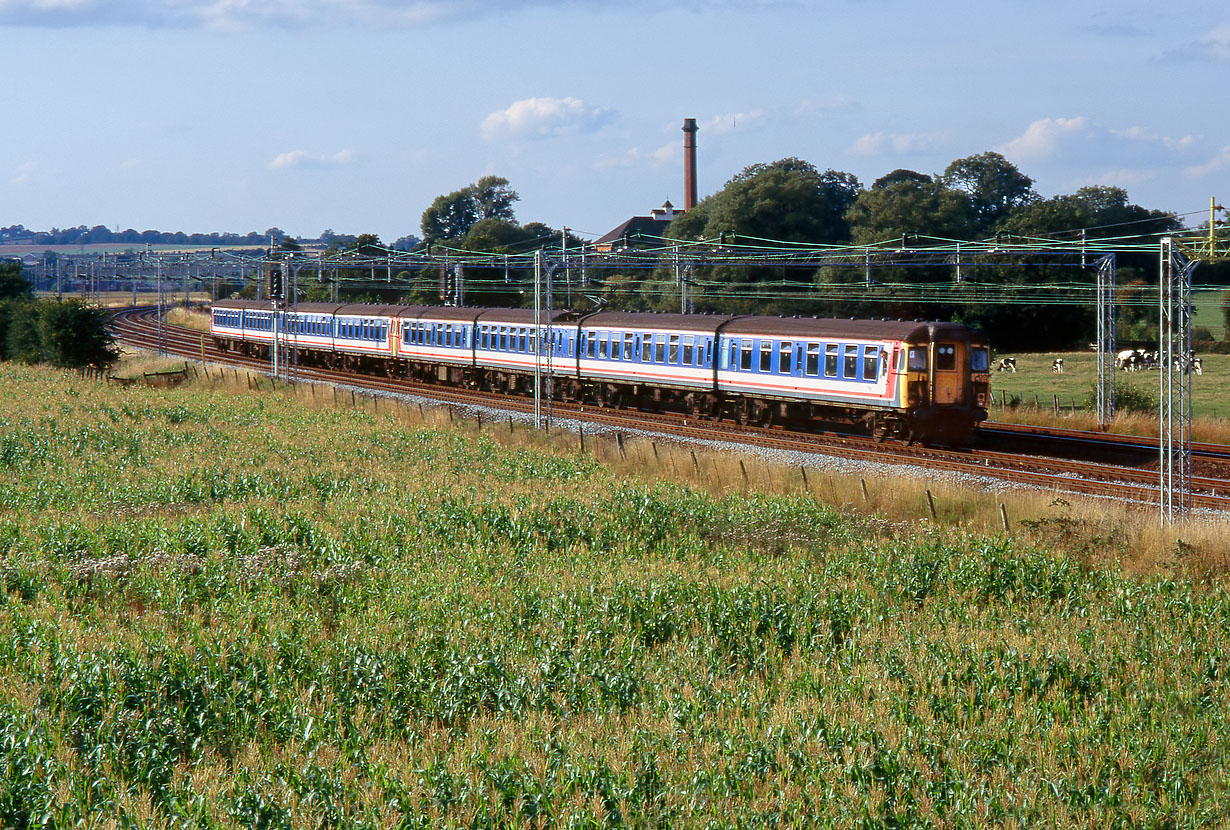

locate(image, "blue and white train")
[[210, 299, 990, 443]]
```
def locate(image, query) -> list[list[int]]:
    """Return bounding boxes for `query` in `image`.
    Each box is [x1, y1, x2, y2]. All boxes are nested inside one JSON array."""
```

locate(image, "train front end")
[[901, 323, 990, 444]]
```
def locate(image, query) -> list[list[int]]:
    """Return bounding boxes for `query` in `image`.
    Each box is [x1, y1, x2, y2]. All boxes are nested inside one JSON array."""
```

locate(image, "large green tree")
[[0, 261, 32, 301], [668, 158, 860, 245], [844, 172, 973, 246], [940, 151, 1037, 235], [421, 176, 519, 243]]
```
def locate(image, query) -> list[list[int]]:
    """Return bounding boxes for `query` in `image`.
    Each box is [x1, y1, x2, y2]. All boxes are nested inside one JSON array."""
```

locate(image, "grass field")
[[0, 361, 1227, 827], [988, 350, 1230, 440]]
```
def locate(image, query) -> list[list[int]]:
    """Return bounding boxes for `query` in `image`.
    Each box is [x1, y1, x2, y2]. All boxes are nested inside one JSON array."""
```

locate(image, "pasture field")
[[988, 350, 1230, 439], [0, 362, 1227, 827]]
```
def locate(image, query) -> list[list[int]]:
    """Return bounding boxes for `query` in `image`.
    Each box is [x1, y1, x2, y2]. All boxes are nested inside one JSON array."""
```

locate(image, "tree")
[[35, 299, 119, 370], [421, 176, 519, 243], [670, 158, 861, 245], [844, 176, 973, 246], [0, 262, 32, 301], [471, 175, 519, 223], [941, 151, 1037, 235]]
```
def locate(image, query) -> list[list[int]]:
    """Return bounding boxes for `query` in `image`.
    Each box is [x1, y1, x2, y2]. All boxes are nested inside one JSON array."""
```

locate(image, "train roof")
[[722, 317, 976, 342], [334, 303, 412, 317], [581, 312, 737, 333], [208, 300, 982, 343], [475, 308, 576, 325]]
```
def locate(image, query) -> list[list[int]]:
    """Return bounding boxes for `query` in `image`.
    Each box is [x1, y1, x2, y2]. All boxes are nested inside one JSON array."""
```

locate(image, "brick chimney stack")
[[682, 118, 699, 211]]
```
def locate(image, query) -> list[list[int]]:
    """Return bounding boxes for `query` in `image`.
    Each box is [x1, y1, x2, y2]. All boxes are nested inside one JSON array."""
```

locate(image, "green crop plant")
[[0, 363, 1226, 827]]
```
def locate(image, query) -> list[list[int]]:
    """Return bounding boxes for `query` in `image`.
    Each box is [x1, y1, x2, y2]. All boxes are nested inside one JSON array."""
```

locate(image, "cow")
[[1116, 349, 1144, 371], [996, 357, 1017, 373], [1051, 358, 1064, 373], [1177, 351, 1203, 376]]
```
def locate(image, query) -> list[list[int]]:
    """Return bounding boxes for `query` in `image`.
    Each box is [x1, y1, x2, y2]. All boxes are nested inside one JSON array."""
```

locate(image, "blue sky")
[[3, 0, 1227, 242]]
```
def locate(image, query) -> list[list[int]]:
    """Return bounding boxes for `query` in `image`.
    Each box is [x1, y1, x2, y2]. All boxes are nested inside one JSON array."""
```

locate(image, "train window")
[[740, 341, 752, 371], [908, 347, 927, 372], [862, 348, 879, 381], [843, 345, 859, 379], [682, 335, 694, 366], [641, 336, 652, 363], [597, 332, 608, 358], [656, 337, 666, 364], [760, 343, 772, 373], [779, 343, 793, 374], [971, 347, 989, 372], [623, 333, 635, 360], [805, 344, 820, 376], [669, 335, 680, 364], [824, 345, 839, 377], [937, 344, 956, 370]]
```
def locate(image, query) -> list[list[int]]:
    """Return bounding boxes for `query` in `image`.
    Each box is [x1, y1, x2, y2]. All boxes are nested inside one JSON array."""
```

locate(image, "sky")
[[2, 0, 1228, 243]]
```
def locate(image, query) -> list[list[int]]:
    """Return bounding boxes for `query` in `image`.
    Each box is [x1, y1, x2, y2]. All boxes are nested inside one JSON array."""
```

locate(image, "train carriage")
[[332, 304, 400, 369], [471, 309, 575, 394], [208, 298, 989, 445], [282, 302, 345, 362]]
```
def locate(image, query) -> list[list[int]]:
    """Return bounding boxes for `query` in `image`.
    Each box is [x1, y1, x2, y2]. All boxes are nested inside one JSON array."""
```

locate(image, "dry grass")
[[166, 306, 212, 332]]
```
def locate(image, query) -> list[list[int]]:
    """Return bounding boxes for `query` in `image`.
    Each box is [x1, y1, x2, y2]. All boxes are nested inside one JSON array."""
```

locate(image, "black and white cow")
[[1051, 358, 1064, 373], [996, 357, 1017, 372]]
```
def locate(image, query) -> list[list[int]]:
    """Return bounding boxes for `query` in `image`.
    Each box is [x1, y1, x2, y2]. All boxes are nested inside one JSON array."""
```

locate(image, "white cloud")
[[850, 131, 948, 156], [793, 95, 857, 118], [1192, 24, 1230, 62], [1185, 145, 1230, 178], [481, 97, 613, 141], [1165, 23, 1230, 63], [997, 117, 1198, 168], [268, 148, 355, 170], [702, 110, 766, 137], [996, 116, 1095, 161], [11, 161, 39, 185]]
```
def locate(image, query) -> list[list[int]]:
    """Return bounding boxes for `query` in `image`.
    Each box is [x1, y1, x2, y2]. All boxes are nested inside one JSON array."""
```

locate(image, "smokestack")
[[682, 117, 699, 211]]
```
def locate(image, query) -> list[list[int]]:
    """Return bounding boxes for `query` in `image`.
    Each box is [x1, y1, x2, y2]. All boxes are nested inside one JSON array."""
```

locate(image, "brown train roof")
[[723, 317, 975, 342], [474, 308, 576, 325], [581, 312, 737, 333], [210, 300, 980, 343]]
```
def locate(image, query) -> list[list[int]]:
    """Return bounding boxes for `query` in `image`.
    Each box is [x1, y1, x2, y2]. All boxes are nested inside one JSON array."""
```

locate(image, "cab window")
[[908, 347, 928, 372], [937, 344, 956, 371], [971, 347, 989, 372]]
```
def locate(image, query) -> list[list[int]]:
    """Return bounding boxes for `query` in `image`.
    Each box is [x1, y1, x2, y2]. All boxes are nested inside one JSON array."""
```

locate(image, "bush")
[[2, 298, 119, 371], [1085, 381, 1156, 414]]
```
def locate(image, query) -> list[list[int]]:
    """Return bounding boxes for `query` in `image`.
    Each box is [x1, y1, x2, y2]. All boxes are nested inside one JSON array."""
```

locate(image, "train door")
[[930, 341, 965, 405]]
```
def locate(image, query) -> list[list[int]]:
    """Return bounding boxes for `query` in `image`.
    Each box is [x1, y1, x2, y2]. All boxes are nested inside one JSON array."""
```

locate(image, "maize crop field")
[[0, 363, 1227, 828]]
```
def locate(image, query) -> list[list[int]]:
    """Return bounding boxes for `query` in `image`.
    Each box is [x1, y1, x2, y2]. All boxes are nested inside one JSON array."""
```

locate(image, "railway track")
[[111, 306, 1230, 512]]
